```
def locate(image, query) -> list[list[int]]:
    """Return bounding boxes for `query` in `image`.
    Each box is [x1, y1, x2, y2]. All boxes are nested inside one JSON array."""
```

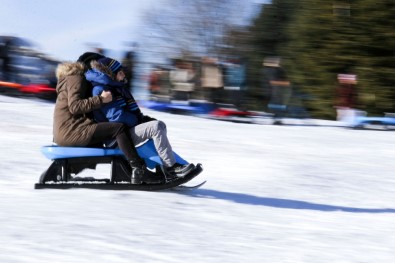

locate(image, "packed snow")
[[0, 94, 394, 263]]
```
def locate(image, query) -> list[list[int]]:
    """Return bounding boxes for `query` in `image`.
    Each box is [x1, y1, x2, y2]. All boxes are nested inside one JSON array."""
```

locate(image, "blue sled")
[[140, 100, 215, 115], [41, 139, 188, 170], [35, 139, 201, 189], [352, 116, 395, 129]]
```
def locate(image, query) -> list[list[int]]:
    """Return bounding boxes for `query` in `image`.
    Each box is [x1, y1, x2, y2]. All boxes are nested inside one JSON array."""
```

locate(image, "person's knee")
[[114, 123, 128, 136], [152, 120, 166, 134], [158, 120, 166, 130]]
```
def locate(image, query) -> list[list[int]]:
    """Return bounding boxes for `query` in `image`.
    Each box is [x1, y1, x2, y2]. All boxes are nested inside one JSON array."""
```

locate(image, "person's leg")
[[89, 122, 139, 161], [131, 120, 195, 177], [213, 87, 223, 104], [90, 122, 164, 184], [130, 120, 176, 167]]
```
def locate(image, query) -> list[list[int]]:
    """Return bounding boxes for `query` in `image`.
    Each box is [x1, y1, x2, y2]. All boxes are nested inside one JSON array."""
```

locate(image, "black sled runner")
[[35, 139, 204, 191]]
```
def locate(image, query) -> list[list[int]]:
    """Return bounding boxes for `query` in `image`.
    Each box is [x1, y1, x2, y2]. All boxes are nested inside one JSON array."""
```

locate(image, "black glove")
[[141, 115, 157, 123]]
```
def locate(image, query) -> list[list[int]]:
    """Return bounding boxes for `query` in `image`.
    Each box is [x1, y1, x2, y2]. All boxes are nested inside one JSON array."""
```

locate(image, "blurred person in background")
[[263, 57, 292, 125], [53, 52, 162, 184], [0, 37, 12, 81], [148, 65, 171, 101], [169, 59, 195, 100], [85, 56, 195, 178], [121, 43, 137, 92], [201, 57, 224, 104], [335, 70, 358, 125], [223, 58, 246, 109], [148, 65, 162, 97], [94, 46, 105, 56]]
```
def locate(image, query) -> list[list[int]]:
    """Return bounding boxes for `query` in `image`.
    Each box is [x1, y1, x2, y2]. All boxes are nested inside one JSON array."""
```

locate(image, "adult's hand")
[[100, 90, 112, 103]]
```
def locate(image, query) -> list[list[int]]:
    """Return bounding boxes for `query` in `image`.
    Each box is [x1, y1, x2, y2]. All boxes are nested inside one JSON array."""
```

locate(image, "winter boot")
[[166, 163, 195, 178], [130, 158, 164, 184]]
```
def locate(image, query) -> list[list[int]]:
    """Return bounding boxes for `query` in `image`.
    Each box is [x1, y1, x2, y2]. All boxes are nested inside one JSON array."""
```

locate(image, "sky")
[[0, 0, 269, 62], [0, 94, 394, 262], [0, 0, 167, 61]]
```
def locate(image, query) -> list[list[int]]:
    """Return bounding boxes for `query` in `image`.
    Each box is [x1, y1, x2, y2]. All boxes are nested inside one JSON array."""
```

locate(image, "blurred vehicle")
[[0, 35, 60, 100]]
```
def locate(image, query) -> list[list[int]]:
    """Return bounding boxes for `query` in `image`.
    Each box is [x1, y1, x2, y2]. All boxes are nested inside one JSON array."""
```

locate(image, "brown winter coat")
[[53, 62, 103, 146]]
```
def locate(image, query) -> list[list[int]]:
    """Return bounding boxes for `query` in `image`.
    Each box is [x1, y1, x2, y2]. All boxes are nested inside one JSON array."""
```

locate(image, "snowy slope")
[[0, 95, 394, 263]]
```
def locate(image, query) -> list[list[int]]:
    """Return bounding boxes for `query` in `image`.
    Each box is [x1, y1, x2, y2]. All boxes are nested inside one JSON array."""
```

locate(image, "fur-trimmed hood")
[[55, 62, 85, 80]]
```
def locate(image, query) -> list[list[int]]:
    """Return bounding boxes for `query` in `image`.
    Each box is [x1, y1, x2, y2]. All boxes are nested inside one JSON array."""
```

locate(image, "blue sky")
[[0, 0, 268, 62], [0, 0, 158, 61]]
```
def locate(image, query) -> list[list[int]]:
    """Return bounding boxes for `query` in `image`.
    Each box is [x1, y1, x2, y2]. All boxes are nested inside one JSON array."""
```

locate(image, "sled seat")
[[41, 139, 187, 170], [41, 146, 122, 159]]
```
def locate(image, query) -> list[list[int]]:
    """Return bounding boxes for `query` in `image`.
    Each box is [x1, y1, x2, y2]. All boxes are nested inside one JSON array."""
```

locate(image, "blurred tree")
[[141, 0, 395, 118], [141, 0, 248, 60], [283, 1, 343, 119], [352, 0, 395, 115], [283, 0, 395, 118], [241, 0, 395, 118], [227, 0, 298, 111]]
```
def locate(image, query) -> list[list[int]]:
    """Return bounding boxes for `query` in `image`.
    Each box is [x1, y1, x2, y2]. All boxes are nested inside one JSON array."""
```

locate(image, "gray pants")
[[129, 120, 176, 167]]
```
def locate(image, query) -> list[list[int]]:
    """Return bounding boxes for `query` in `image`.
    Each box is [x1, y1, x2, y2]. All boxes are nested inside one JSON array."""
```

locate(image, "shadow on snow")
[[179, 189, 395, 213]]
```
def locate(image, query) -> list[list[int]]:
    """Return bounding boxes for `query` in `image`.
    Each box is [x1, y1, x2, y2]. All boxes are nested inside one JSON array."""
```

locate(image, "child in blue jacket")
[[85, 57, 194, 178]]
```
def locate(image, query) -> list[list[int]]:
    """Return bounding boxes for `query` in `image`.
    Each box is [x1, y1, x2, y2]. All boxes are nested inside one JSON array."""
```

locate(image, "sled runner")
[[35, 139, 204, 190]]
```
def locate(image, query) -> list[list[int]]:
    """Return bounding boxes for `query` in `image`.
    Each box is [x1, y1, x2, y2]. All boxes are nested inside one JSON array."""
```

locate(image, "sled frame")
[[38, 155, 140, 184]]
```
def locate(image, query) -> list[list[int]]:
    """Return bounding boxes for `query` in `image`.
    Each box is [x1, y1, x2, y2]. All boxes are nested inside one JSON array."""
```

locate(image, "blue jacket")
[[85, 68, 142, 127]]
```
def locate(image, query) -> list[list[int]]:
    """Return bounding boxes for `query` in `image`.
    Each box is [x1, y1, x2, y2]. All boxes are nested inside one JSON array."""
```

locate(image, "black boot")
[[130, 158, 164, 184], [166, 163, 195, 178]]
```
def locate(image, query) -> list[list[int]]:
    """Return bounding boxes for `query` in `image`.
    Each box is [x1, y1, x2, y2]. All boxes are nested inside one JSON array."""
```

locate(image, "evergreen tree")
[[352, 0, 395, 115], [244, 0, 395, 118], [285, 0, 395, 118], [245, 0, 298, 110]]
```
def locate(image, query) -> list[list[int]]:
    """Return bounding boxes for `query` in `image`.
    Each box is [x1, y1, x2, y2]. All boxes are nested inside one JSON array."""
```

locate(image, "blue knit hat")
[[98, 57, 122, 74]]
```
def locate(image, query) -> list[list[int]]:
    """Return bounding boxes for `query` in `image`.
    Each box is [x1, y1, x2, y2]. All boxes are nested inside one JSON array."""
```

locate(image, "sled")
[[206, 106, 260, 124], [35, 139, 203, 190], [351, 113, 395, 130], [140, 99, 215, 115]]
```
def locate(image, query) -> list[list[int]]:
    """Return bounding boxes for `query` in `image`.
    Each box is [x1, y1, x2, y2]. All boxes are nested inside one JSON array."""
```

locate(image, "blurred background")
[[1, 0, 394, 122]]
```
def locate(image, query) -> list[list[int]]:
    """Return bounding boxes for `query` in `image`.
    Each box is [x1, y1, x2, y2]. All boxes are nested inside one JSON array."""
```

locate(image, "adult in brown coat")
[[53, 61, 103, 146], [52, 52, 162, 184]]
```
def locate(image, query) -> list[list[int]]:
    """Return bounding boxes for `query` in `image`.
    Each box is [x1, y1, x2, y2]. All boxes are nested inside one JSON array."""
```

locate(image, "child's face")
[[115, 70, 126, 82]]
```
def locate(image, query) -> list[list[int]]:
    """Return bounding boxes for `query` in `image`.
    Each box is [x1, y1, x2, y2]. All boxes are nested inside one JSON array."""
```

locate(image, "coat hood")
[[56, 62, 85, 80]]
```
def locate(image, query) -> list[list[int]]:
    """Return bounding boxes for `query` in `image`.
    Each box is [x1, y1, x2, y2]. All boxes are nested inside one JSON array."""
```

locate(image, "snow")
[[0, 94, 394, 263]]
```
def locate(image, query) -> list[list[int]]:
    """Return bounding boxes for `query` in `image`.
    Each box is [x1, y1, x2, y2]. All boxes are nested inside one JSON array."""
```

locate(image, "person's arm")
[[67, 76, 103, 115]]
